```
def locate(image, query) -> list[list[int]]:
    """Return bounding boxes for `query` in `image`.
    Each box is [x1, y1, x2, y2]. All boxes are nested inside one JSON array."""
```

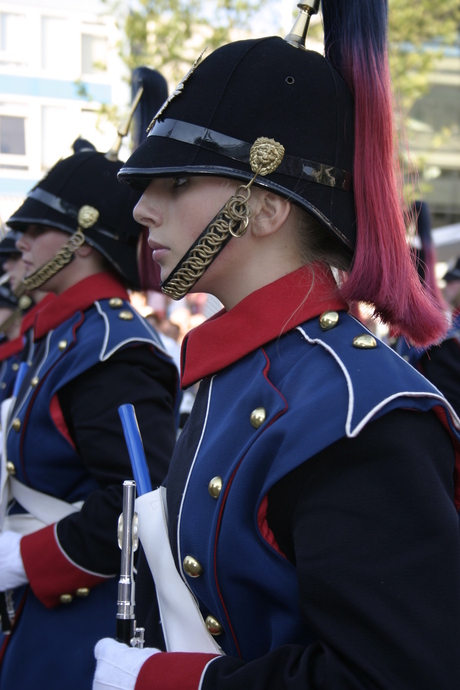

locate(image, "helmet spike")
[[105, 85, 144, 162], [284, 1, 321, 50]]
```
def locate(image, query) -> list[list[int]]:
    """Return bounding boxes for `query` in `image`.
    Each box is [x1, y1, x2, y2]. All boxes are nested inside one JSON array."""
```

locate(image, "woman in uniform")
[[0, 141, 180, 689], [94, 1, 460, 689]]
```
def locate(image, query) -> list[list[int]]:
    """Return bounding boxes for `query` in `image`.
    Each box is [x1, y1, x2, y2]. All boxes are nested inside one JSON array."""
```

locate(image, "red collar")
[[33, 273, 129, 340], [181, 264, 348, 388], [20, 294, 56, 336]]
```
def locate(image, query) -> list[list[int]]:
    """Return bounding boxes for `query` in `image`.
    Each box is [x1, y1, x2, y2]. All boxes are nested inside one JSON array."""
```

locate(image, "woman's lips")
[[148, 239, 169, 262], [151, 247, 169, 261]]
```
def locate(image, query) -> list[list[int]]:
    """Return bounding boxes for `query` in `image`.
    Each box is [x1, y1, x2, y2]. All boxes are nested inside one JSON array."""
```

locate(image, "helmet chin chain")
[[15, 205, 99, 296], [160, 137, 285, 300]]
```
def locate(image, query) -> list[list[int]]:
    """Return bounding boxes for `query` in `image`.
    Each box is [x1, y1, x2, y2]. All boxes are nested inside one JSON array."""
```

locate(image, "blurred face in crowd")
[[16, 225, 72, 294], [2, 253, 26, 293], [444, 279, 460, 311]]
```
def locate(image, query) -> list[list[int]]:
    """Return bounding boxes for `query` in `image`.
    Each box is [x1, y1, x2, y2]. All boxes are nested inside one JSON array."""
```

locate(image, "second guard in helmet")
[[0, 131, 180, 689]]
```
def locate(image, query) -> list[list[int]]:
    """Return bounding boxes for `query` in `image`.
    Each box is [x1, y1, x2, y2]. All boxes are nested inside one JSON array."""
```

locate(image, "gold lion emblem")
[[249, 138, 285, 177]]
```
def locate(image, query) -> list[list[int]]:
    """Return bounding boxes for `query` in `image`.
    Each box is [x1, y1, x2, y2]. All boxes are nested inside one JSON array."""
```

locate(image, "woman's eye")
[[172, 177, 188, 188], [26, 226, 47, 239]]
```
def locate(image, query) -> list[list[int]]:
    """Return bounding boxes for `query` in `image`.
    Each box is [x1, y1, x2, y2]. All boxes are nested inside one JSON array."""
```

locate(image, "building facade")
[[0, 0, 129, 226], [407, 45, 460, 231], [0, 1, 459, 239]]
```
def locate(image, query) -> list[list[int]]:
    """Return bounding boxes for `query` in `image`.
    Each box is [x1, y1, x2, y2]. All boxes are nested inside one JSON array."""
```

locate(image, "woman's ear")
[[250, 190, 292, 238]]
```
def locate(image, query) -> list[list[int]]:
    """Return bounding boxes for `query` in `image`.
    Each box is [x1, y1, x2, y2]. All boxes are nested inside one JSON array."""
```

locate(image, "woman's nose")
[[15, 234, 27, 252], [133, 184, 162, 227]]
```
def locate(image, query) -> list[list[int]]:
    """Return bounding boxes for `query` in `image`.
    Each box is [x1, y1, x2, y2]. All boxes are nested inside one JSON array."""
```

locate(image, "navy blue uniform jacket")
[[135, 266, 460, 690], [0, 272, 179, 690]]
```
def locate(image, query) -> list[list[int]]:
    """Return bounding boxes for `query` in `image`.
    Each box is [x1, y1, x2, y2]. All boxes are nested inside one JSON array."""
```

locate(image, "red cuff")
[[135, 652, 219, 690], [21, 524, 109, 608]]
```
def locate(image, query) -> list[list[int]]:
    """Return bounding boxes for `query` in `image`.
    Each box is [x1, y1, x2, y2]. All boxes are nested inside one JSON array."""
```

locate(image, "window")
[[0, 12, 26, 65], [81, 34, 108, 74], [0, 116, 25, 155], [79, 107, 118, 153], [41, 106, 66, 170], [41, 16, 68, 74], [0, 112, 27, 170]]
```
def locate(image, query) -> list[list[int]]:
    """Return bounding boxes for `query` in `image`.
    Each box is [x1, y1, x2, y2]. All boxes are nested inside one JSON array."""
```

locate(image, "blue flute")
[[116, 404, 152, 647]]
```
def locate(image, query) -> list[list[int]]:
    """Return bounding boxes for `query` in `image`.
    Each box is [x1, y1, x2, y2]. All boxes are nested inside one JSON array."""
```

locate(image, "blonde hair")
[[292, 206, 352, 273]]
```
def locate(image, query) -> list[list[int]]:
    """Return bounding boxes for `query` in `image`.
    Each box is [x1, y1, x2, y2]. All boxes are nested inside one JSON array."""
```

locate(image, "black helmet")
[[0, 277, 18, 310], [0, 230, 22, 258], [118, 37, 356, 254], [7, 143, 143, 288]]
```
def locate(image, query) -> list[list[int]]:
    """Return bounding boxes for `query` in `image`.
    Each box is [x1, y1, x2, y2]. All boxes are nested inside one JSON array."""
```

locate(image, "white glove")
[[93, 638, 160, 690], [0, 530, 28, 590]]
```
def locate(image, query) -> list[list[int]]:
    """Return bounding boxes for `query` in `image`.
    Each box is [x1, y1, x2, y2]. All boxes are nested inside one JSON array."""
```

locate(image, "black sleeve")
[[418, 338, 460, 416], [203, 409, 460, 690], [55, 344, 178, 575]]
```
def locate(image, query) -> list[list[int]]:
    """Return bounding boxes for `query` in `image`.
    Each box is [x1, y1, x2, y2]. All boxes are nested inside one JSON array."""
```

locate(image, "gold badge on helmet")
[[78, 205, 99, 230]]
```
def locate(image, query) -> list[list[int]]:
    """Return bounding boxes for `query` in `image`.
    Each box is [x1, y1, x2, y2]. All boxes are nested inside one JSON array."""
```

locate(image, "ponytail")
[[322, 0, 447, 346]]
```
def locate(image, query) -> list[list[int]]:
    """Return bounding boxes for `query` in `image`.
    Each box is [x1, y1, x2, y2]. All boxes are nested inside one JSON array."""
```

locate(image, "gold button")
[[60, 594, 73, 604], [75, 588, 90, 598], [353, 334, 377, 349], [205, 615, 223, 636], [31, 376, 39, 387], [12, 418, 21, 431], [208, 476, 223, 499], [58, 340, 67, 351], [12, 363, 19, 371], [250, 407, 266, 429], [1, 382, 6, 389], [18, 295, 32, 310], [109, 297, 123, 309], [118, 310, 133, 321], [319, 311, 339, 330], [183, 555, 203, 578], [6, 461, 16, 475]]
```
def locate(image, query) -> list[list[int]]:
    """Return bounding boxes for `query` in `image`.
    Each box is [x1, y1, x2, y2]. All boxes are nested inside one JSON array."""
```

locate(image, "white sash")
[[0, 395, 16, 531], [0, 396, 83, 535], [4, 478, 83, 535], [136, 487, 224, 655]]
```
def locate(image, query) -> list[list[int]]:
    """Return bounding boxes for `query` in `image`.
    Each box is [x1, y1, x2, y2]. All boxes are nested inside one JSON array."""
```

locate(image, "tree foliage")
[[102, 0, 460, 210], [103, 0, 270, 82], [388, 0, 460, 111], [103, 0, 460, 109]]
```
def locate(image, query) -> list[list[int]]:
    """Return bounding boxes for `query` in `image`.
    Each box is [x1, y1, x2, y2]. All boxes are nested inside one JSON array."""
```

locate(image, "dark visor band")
[[26, 188, 126, 241], [148, 119, 353, 192]]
